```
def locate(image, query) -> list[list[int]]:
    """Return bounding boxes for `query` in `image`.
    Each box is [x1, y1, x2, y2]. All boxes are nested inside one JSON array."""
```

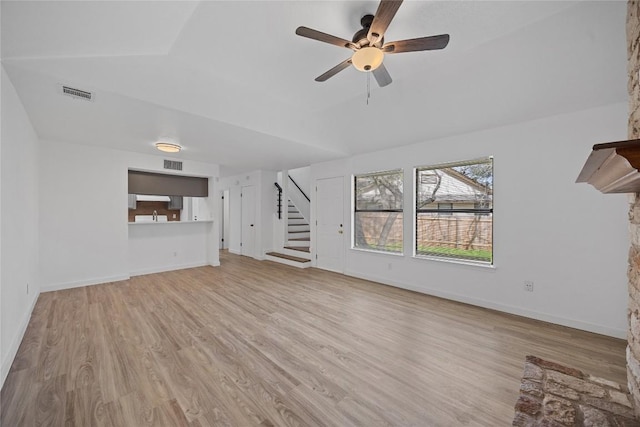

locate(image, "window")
[[415, 157, 493, 264], [437, 203, 453, 216], [354, 169, 403, 253]]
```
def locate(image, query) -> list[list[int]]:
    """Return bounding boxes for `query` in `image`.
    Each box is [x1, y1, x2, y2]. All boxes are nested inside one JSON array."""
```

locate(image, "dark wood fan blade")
[[315, 58, 352, 82], [372, 63, 392, 87], [368, 0, 403, 44], [296, 26, 356, 50], [382, 34, 450, 54]]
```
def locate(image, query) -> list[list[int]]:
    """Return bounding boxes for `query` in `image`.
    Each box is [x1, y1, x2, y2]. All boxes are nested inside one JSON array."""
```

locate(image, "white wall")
[[39, 141, 129, 289], [289, 166, 311, 196], [260, 170, 277, 255], [311, 102, 630, 338], [1, 67, 40, 384], [38, 140, 219, 291], [228, 186, 242, 254], [1, 8, 4, 387], [273, 171, 286, 252]]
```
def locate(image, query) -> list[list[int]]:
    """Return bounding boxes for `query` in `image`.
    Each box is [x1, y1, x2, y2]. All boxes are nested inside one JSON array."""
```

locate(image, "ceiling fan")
[[295, 0, 449, 87]]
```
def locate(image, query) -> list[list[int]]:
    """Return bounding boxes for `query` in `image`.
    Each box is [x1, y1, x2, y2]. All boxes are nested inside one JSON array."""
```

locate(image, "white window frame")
[[414, 157, 493, 266], [352, 169, 404, 255]]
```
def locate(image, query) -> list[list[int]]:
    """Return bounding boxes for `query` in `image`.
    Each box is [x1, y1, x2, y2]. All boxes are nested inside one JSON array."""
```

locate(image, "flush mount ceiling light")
[[155, 142, 181, 153], [351, 47, 384, 72]]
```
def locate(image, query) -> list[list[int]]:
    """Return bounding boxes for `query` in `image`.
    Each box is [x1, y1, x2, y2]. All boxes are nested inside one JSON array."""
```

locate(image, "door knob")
[[250, 224, 254, 227], [338, 230, 343, 234]]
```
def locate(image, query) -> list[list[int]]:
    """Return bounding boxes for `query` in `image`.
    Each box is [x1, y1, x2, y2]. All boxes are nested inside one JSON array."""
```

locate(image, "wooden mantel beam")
[[576, 139, 640, 193]]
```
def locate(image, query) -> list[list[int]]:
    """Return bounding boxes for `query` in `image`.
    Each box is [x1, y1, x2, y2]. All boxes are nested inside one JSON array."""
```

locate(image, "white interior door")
[[316, 176, 344, 273], [222, 190, 230, 249], [241, 185, 256, 258]]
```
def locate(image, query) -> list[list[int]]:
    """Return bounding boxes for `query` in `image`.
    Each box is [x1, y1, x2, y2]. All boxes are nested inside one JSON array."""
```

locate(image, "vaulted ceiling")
[[1, 1, 627, 175]]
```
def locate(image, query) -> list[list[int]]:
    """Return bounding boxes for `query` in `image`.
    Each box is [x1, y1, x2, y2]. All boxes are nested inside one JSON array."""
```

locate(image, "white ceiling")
[[1, 1, 628, 175]]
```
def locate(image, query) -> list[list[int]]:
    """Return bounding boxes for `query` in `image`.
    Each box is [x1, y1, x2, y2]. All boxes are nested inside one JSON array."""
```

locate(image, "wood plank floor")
[[1, 251, 627, 426]]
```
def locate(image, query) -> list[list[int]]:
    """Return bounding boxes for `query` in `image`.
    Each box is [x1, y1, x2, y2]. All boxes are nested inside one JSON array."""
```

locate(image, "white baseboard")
[[130, 261, 208, 277], [41, 261, 218, 292], [344, 270, 626, 339], [1, 291, 40, 388], [256, 249, 275, 261], [229, 249, 241, 255], [41, 274, 130, 292]]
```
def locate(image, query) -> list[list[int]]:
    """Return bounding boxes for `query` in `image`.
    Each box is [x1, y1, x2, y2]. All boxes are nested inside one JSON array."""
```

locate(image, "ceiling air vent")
[[164, 160, 183, 171], [60, 85, 94, 102]]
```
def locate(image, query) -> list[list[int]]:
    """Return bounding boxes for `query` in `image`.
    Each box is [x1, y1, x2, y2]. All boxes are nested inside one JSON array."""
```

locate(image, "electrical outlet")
[[524, 280, 534, 292], [387, 263, 392, 270]]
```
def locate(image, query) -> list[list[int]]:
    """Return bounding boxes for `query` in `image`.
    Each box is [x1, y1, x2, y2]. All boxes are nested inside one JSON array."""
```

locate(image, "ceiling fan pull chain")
[[367, 72, 371, 105]]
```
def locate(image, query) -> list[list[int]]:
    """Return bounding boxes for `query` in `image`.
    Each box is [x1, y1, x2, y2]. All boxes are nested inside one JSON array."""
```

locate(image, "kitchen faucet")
[[152, 210, 158, 222]]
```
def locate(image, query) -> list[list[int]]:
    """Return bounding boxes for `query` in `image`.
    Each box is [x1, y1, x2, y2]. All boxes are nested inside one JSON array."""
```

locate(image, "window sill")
[[351, 247, 404, 257], [412, 254, 495, 269]]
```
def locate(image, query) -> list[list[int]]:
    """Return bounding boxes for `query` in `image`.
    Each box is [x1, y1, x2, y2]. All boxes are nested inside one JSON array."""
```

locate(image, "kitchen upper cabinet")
[[168, 196, 183, 210]]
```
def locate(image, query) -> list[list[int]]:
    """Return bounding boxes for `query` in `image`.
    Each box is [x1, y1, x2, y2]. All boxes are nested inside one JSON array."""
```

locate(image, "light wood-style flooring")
[[1, 251, 627, 426]]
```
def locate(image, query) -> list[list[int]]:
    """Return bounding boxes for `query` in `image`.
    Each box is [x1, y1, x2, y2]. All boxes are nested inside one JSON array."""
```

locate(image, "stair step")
[[266, 252, 311, 264], [289, 237, 310, 241], [288, 230, 309, 234], [287, 239, 310, 247], [284, 246, 310, 253], [288, 232, 310, 240], [288, 219, 308, 225], [288, 225, 310, 231]]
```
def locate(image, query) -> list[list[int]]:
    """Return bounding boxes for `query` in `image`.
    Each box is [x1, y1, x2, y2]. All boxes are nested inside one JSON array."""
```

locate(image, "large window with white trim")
[[354, 169, 403, 254], [415, 157, 493, 264]]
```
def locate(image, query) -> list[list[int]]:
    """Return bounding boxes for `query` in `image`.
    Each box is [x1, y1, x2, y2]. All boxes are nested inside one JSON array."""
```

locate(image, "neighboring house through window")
[[353, 169, 403, 254], [437, 202, 453, 215], [415, 157, 493, 264]]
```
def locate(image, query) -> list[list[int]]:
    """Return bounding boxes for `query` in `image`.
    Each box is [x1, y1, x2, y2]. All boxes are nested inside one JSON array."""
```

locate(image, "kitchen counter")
[[128, 219, 214, 276], [128, 220, 213, 225]]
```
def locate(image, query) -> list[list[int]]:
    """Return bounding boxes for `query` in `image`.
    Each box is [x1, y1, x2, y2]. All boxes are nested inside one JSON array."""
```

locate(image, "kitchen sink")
[[134, 215, 168, 223]]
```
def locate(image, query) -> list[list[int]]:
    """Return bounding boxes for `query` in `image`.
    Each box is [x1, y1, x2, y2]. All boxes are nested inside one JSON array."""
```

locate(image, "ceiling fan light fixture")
[[155, 142, 181, 153], [351, 47, 384, 72]]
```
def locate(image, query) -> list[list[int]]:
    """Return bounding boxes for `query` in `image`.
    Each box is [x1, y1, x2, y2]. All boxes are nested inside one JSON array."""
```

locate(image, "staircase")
[[265, 201, 311, 268]]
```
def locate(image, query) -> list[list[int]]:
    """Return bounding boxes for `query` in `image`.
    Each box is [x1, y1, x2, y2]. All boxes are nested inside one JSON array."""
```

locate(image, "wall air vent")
[[60, 85, 94, 102], [164, 160, 183, 171]]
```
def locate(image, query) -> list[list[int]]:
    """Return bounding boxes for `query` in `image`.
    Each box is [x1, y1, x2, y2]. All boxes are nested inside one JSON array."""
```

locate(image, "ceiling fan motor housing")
[[360, 14, 374, 28], [352, 14, 383, 47]]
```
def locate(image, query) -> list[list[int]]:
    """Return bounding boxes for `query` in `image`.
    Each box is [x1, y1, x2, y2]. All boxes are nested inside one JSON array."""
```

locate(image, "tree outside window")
[[354, 170, 403, 254]]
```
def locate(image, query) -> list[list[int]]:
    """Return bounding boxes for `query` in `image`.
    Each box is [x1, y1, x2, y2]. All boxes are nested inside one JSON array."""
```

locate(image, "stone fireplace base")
[[513, 356, 639, 426]]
